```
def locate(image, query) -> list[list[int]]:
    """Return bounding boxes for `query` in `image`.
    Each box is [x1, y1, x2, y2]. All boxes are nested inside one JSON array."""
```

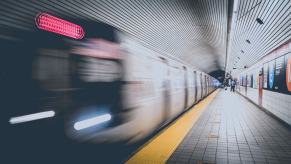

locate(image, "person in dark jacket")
[[230, 80, 236, 92]]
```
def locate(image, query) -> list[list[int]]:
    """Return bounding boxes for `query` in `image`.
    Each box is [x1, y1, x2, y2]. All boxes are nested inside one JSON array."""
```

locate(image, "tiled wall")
[[238, 86, 291, 126], [236, 41, 291, 126], [246, 88, 258, 104], [262, 90, 291, 125]]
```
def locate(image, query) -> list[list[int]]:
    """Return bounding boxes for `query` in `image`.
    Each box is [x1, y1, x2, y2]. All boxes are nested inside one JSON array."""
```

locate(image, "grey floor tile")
[[167, 91, 291, 164]]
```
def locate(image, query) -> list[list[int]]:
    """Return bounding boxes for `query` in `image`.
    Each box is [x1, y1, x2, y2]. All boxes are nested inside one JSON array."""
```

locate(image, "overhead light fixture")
[[9, 111, 55, 124], [233, 67, 246, 70], [246, 40, 251, 44], [256, 18, 264, 25], [74, 113, 111, 130]]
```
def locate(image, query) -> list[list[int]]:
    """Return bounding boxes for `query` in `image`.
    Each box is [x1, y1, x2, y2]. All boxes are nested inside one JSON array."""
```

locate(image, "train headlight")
[[9, 111, 55, 124], [73, 113, 112, 130]]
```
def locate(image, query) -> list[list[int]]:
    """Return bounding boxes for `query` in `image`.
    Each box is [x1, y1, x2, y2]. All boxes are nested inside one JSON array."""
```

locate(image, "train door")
[[183, 66, 188, 110], [160, 57, 170, 121], [194, 71, 198, 103], [207, 77, 210, 94], [258, 69, 263, 106], [204, 75, 207, 96], [200, 73, 203, 99]]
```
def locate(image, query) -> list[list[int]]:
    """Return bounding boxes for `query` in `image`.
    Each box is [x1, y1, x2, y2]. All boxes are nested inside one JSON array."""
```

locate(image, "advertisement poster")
[[285, 53, 291, 92], [252, 72, 256, 88], [245, 75, 248, 87], [256, 69, 260, 89], [274, 56, 285, 92], [263, 63, 268, 88], [268, 60, 275, 89], [253, 70, 258, 89], [247, 74, 251, 87], [250, 74, 253, 88]]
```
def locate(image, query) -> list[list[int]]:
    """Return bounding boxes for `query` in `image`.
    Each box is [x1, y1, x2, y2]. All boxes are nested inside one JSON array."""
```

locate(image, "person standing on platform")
[[230, 80, 236, 92]]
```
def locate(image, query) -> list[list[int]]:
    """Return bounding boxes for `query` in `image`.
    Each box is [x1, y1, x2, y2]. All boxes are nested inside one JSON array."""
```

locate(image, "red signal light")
[[35, 13, 85, 39]]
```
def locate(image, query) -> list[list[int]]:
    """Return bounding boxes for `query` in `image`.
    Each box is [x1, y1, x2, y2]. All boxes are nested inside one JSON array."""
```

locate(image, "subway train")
[[2, 13, 219, 145], [236, 40, 291, 126]]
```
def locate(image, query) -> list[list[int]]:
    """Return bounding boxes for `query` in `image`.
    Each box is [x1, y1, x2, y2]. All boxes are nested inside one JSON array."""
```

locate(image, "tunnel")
[[1, 0, 291, 164]]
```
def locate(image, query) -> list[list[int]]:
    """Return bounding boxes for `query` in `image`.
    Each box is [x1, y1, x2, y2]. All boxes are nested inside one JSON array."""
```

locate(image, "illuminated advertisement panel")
[[268, 60, 275, 89], [250, 74, 253, 88], [244, 75, 248, 87], [247, 74, 251, 87], [285, 53, 291, 92], [263, 63, 268, 88], [274, 56, 285, 92], [256, 69, 260, 88], [253, 70, 258, 89]]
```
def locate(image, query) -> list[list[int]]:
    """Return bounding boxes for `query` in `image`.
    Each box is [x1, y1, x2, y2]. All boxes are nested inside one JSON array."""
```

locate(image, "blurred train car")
[[236, 40, 291, 126], [2, 13, 219, 145], [69, 32, 219, 143]]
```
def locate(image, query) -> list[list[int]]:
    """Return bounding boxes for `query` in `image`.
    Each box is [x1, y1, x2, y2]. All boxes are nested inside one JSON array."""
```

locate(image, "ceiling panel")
[[0, 0, 228, 73], [226, 0, 291, 75]]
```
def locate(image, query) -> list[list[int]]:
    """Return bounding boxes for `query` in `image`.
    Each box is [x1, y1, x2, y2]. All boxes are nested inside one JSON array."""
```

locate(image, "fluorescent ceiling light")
[[9, 111, 55, 124], [74, 114, 111, 130], [256, 18, 264, 25]]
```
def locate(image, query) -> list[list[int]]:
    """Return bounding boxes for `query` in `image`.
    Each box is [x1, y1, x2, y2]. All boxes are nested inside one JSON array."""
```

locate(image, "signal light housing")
[[35, 13, 85, 39]]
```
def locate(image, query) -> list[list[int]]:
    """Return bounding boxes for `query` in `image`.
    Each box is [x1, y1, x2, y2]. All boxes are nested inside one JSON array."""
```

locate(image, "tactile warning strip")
[[126, 90, 219, 164]]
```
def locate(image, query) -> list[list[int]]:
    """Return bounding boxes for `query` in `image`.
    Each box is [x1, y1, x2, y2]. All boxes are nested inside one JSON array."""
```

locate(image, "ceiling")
[[0, 0, 228, 74], [226, 0, 291, 76], [0, 0, 290, 77]]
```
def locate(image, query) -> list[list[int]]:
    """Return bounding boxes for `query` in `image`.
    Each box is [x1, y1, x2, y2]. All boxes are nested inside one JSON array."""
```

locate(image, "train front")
[[2, 13, 132, 162]]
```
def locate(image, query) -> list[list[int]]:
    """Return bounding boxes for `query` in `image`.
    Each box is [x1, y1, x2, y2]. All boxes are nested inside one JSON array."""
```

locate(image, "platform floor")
[[167, 90, 291, 164]]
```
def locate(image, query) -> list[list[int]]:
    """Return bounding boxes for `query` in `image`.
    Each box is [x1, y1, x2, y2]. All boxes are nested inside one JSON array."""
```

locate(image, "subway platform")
[[127, 89, 291, 164]]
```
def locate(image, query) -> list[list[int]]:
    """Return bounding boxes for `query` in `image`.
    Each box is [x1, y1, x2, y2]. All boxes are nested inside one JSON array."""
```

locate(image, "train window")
[[33, 49, 70, 90], [78, 57, 121, 82]]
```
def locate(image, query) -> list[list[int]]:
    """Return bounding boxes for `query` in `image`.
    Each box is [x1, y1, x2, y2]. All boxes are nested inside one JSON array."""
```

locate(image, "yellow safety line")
[[126, 90, 219, 164]]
